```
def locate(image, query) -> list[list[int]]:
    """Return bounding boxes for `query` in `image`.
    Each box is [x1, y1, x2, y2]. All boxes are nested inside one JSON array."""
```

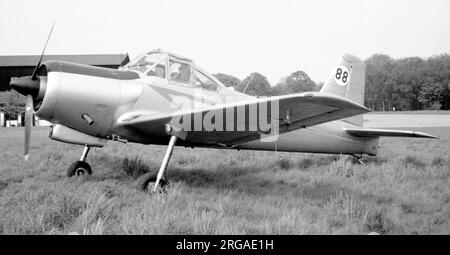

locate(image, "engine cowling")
[[35, 61, 141, 139]]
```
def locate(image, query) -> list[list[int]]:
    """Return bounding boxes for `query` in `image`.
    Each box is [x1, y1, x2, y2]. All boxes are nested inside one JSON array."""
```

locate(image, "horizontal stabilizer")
[[345, 128, 438, 139]]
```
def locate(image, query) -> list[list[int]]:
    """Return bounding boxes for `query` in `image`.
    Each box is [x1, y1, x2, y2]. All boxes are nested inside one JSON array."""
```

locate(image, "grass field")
[[367, 110, 450, 115], [0, 126, 449, 235], [364, 112, 450, 128]]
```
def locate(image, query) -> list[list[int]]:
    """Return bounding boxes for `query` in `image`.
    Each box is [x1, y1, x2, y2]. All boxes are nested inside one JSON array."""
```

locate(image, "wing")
[[345, 128, 438, 138], [117, 92, 370, 146]]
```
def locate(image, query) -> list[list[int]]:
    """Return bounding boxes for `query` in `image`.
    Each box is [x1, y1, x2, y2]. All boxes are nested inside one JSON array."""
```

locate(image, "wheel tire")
[[137, 172, 169, 192], [67, 161, 92, 177]]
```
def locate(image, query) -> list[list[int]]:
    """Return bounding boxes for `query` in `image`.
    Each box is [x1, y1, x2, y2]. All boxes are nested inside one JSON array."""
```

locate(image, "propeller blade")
[[24, 94, 34, 161], [31, 23, 55, 80]]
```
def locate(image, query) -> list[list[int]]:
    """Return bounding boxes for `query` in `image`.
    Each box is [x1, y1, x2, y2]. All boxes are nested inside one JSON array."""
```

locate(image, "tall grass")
[[0, 127, 449, 234]]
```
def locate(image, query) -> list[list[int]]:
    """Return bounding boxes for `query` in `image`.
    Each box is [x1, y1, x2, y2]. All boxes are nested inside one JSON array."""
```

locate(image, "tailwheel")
[[351, 154, 366, 165], [67, 160, 92, 177], [137, 172, 169, 192]]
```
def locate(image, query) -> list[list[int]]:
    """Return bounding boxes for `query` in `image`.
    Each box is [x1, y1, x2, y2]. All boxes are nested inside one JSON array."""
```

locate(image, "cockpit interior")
[[122, 49, 225, 92]]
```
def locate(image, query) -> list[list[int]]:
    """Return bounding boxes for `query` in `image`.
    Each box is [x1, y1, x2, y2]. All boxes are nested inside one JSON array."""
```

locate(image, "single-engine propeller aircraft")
[[9, 27, 437, 191]]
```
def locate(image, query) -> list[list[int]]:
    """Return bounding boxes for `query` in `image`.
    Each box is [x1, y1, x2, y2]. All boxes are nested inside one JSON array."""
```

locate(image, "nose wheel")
[[67, 160, 92, 177], [67, 146, 92, 177]]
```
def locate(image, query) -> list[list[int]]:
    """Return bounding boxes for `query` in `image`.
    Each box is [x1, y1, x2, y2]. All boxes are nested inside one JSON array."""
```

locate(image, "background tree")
[[240, 72, 272, 97], [364, 53, 450, 111], [0, 90, 24, 119], [364, 54, 394, 111], [418, 78, 444, 110], [425, 54, 450, 109], [391, 57, 426, 110], [273, 70, 318, 95], [213, 73, 242, 90]]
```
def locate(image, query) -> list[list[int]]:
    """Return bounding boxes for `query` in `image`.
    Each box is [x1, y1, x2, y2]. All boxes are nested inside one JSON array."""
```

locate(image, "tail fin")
[[320, 54, 365, 126]]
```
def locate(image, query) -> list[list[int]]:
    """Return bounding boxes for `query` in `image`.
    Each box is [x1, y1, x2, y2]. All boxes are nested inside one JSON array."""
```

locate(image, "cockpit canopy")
[[122, 49, 225, 92]]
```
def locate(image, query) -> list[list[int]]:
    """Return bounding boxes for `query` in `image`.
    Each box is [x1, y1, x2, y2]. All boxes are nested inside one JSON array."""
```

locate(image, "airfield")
[[0, 112, 449, 234]]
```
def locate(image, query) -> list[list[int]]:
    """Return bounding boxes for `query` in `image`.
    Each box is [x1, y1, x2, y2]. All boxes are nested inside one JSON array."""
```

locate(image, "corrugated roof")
[[0, 54, 130, 67]]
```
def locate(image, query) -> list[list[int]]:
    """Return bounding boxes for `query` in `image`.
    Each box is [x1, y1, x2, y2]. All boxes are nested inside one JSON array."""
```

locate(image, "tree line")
[[214, 70, 322, 97], [363, 54, 450, 111], [215, 53, 450, 111], [1, 53, 449, 119]]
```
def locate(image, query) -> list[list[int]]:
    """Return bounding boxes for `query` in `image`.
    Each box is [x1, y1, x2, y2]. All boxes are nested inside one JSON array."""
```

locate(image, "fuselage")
[[237, 121, 379, 156], [33, 60, 379, 157]]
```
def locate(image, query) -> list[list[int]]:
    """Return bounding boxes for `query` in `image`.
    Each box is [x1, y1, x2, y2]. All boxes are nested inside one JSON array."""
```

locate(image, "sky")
[[0, 0, 449, 85]]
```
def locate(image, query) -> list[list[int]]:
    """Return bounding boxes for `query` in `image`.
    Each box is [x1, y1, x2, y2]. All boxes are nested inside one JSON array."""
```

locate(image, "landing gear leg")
[[137, 135, 178, 192], [153, 135, 177, 191], [80, 146, 90, 162], [67, 145, 92, 177]]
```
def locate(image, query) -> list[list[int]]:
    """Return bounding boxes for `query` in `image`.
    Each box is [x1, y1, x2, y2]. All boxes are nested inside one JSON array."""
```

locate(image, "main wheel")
[[67, 161, 92, 177], [137, 172, 169, 192]]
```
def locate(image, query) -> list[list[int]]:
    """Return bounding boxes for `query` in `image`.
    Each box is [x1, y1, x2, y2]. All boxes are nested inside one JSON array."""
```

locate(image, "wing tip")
[[345, 128, 439, 139], [414, 132, 439, 139]]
